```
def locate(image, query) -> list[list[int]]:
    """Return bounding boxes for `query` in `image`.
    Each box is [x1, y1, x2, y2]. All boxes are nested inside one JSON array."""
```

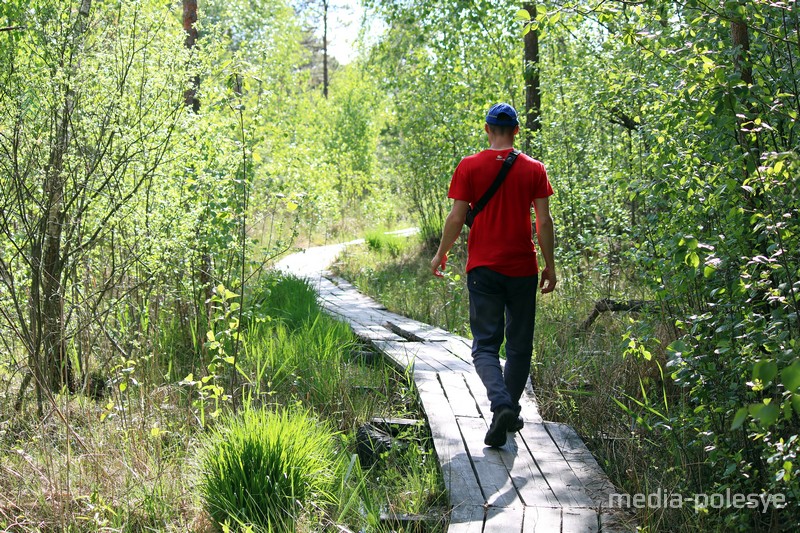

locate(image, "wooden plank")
[[457, 417, 521, 508], [462, 371, 492, 419], [423, 342, 475, 373], [534, 458, 595, 508], [414, 377, 485, 508], [438, 372, 482, 418], [372, 340, 442, 373], [561, 507, 600, 532], [561, 460, 620, 507], [436, 336, 474, 362], [518, 422, 568, 462], [544, 422, 595, 460], [544, 422, 620, 506], [495, 433, 561, 508], [521, 506, 563, 533], [484, 506, 524, 533], [447, 505, 485, 533]]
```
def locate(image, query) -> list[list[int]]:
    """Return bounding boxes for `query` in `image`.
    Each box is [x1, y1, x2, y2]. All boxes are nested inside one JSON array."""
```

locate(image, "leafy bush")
[[198, 407, 339, 531]]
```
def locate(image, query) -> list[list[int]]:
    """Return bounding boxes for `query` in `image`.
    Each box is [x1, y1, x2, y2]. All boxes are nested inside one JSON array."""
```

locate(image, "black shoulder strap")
[[466, 149, 520, 228]]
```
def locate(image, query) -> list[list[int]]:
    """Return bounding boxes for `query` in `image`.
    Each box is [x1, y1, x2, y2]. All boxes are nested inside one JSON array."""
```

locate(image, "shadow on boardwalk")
[[277, 243, 635, 532]]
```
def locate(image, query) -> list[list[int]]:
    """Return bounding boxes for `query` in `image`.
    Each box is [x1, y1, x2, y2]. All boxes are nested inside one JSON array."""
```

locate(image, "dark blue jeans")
[[467, 267, 537, 415]]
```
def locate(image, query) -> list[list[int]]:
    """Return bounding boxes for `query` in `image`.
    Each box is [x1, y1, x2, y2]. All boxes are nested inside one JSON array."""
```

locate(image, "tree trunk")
[[523, 3, 540, 153], [30, 2, 95, 394], [39, 99, 71, 391], [323, 0, 329, 98], [183, 0, 200, 112]]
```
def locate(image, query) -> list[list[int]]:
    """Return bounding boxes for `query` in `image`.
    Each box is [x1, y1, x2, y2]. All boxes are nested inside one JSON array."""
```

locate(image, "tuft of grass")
[[364, 229, 408, 258], [198, 406, 339, 532]]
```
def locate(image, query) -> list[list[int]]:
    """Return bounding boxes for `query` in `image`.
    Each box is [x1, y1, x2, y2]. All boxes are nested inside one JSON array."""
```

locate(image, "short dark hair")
[[487, 123, 517, 136]]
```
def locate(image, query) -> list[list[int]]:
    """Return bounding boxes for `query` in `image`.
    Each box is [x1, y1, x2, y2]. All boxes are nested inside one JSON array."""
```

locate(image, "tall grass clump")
[[364, 229, 407, 258], [198, 406, 339, 532]]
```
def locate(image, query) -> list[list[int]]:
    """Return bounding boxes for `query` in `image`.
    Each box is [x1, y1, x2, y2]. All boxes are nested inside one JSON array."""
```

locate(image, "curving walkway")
[[276, 240, 633, 532]]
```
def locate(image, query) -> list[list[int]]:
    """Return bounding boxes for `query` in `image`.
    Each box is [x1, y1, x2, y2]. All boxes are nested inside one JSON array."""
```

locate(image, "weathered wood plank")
[[545, 422, 621, 506], [414, 376, 485, 508], [484, 506, 525, 533], [419, 342, 475, 373], [447, 504, 485, 533], [438, 372, 482, 418], [561, 507, 600, 532], [457, 417, 522, 508], [518, 422, 569, 461], [534, 458, 595, 508], [282, 245, 633, 532], [496, 434, 561, 508], [521, 505, 563, 532]]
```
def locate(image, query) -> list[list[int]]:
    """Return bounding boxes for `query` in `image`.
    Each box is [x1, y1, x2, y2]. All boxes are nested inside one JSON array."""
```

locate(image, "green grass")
[[0, 272, 447, 532], [198, 406, 339, 532]]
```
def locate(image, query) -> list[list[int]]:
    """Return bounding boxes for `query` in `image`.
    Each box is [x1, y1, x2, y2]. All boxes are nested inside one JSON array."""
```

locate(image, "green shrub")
[[198, 407, 339, 532]]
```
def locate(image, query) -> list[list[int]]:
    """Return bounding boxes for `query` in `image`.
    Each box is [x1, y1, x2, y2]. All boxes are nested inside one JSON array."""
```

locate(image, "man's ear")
[[484, 123, 490, 134], [513, 125, 520, 135]]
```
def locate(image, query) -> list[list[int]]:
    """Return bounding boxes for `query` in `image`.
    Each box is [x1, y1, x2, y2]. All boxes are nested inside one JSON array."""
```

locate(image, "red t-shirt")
[[448, 148, 553, 277]]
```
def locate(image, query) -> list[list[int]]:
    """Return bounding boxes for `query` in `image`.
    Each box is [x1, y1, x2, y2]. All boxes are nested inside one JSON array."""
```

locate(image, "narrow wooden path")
[[277, 241, 632, 532]]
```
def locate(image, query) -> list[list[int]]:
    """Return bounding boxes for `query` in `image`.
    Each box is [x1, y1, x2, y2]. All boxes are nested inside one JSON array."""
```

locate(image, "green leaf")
[[753, 360, 778, 384], [515, 9, 531, 21], [750, 402, 780, 427], [685, 251, 700, 268], [781, 361, 800, 392], [731, 406, 748, 430], [792, 393, 800, 416]]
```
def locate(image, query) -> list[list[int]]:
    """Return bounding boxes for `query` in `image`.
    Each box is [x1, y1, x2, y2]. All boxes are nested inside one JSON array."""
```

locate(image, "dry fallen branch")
[[580, 298, 654, 331]]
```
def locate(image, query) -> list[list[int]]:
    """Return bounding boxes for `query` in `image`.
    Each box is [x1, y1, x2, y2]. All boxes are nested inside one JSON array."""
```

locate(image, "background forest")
[[1, 0, 799, 531]]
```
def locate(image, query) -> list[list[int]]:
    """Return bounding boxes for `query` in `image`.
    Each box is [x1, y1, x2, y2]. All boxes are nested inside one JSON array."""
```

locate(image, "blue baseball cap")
[[486, 103, 519, 126]]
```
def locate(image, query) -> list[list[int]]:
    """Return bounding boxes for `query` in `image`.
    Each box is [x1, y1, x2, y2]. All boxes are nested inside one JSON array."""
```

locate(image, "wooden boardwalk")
[[277, 243, 632, 532]]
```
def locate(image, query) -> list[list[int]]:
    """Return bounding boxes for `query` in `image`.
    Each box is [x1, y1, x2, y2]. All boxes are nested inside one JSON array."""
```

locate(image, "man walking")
[[430, 102, 556, 448]]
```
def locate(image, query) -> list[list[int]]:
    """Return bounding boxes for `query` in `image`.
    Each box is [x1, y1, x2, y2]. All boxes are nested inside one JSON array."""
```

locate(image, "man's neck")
[[488, 143, 514, 150]]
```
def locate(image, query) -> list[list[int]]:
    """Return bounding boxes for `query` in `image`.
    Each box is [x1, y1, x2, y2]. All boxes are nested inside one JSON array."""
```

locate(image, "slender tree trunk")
[[183, 0, 200, 112], [40, 95, 71, 392], [731, 17, 755, 154], [523, 3, 540, 153], [182, 0, 212, 332], [30, 1, 94, 394], [323, 0, 329, 98]]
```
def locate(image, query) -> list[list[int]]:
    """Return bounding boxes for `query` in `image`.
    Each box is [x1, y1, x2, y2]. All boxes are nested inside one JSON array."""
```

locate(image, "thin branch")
[[0, 26, 25, 32]]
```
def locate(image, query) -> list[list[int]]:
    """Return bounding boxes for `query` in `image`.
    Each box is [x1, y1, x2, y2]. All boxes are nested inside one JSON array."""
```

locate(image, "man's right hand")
[[431, 253, 447, 277]]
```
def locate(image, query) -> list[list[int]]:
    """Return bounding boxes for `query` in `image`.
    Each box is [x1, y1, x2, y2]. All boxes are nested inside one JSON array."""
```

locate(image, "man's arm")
[[430, 200, 470, 277], [533, 196, 556, 293]]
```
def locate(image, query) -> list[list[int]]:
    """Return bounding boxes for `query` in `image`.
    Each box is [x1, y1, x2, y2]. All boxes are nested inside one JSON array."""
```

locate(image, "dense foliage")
[[364, 0, 800, 530], [1, 0, 799, 530]]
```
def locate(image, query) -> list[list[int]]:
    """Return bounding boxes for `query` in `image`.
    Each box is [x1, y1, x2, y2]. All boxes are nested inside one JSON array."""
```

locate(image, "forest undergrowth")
[[0, 273, 447, 532], [333, 231, 792, 532]]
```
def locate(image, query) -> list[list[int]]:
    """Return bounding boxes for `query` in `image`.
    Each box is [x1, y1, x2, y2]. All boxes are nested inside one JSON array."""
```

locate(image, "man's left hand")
[[539, 266, 557, 293]]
